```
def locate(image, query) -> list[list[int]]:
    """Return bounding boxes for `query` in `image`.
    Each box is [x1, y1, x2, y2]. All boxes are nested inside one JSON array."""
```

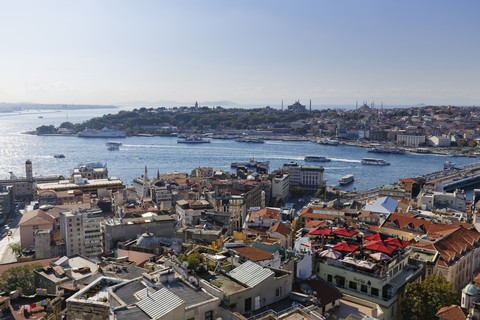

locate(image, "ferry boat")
[[317, 138, 339, 146], [177, 136, 211, 144], [235, 138, 265, 144], [78, 127, 126, 138], [368, 146, 405, 154], [230, 157, 269, 167], [339, 174, 354, 185], [304, 155, 331, 162], [361, 158, 390, 166], [106, 141, 122, 151], [53, 154, 65, 158]]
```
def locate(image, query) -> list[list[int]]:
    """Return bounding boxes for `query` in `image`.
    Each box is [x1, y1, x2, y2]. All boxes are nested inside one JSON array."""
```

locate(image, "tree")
[[9, 242, 21, 257], [0, 263, 42, 295], [401, 275, 459, 320], [469, 140, 478, 148], [291, 186, 304, 198], [315, 184, 326, 200]]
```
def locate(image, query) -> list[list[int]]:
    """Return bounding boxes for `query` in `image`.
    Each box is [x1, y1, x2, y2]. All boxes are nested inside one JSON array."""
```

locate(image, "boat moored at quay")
[[78, 127, 126, 138]]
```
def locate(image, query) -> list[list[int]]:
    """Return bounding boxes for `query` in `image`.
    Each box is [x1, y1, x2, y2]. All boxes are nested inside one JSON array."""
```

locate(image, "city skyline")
[[0, 0, 479, 106]]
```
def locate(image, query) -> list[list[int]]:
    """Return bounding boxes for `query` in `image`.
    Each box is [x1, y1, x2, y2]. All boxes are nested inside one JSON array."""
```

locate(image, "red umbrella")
[[364, 233, 387, 241], [309, 227, 332, 236], [332, 242, 360, 252], [384, 237, 410, 248], [364, 240, 396, 255], [333, 228, 358, 237]]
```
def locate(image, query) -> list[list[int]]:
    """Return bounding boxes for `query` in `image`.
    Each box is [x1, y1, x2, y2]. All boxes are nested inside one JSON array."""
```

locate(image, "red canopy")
[[309, 227, 332, 236], [333, 228, 358, 237], [384, 237, 410, 248], [364, 233, 387, 241], [364, 240, 396, 255], [332, 242, 360, 252]]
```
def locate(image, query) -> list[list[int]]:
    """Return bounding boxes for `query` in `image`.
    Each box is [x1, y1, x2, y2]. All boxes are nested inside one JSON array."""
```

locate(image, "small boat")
[[304, 155, 331, 162], [177, 136, 211, 144], [38, 116, 43, 118], [339, 174, 354, 185], [106, 141, 122, 151], [361, 158, 390, 166], [53, 154, 65, 158], [235, 138, 265, 143]]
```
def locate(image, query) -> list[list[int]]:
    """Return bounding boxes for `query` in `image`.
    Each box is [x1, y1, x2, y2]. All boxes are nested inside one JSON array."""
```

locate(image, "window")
[[349, 281, 357, 290], [361, 284, 368, 293], [327, 274, 333, 282], [276, 287, 283, 297], [371, 287, 379, 296]]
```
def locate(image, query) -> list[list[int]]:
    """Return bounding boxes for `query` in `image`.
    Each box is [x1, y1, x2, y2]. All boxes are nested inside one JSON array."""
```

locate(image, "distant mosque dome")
[[136, 232, 159, 248], [463, 282, 480, 296]]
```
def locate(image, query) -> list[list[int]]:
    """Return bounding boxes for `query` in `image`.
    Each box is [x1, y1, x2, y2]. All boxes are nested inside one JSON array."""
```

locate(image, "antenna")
[[281, 100, 283, 111]]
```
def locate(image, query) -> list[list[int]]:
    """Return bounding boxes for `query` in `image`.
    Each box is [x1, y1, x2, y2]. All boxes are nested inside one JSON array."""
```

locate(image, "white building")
[[271, 173, 290, 200], [60, 209, 103, 257], [282, 162, 325, 190], [397, 134, 426, 147], [418, 189, 466, 212], [429, 135, 451, 147]]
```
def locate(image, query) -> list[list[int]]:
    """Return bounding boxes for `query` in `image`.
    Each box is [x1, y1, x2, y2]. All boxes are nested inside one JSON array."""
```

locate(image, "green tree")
[[0, 263, 42, 295], [401, 275, 459, 320], [469, 140, 478, 148], [9, 242, 21, 257], [291, 185, 304, 198], [315, 184, 326, 200]]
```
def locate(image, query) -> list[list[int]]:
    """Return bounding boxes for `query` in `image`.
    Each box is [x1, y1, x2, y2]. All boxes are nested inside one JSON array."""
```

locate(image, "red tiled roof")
[[381, 212, 461, 238], [249, 208, 280, 222], [436, 305, 466, 320], [399, 178, 417, 183], [232, 246, 274, 262], [434, 227, 480, 267], [269, 222, 291, 237]]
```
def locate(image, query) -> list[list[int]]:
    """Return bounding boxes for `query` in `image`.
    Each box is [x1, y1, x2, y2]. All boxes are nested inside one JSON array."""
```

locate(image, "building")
[[104, 215, 176, 252], [59, 209, 103, 257], [0, 184, 14, 220], [203, 261, 293, 314], [271, 173, 290, 201], [230, 245, 281, 268], [72, 163, 109, 180], [36, 176, 124, 196], [396, 134, 426, 147], [0, 160, 34, 201], [287, 100, 307, 112], [418, 189, 466, 212], [282, 162, 325, 190], [429, 135, 451, 147], [18, 209, 56, 249]]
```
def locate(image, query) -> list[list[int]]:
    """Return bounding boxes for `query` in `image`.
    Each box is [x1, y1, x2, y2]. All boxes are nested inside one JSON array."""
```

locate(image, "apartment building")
[[59, 209, 103, 257]]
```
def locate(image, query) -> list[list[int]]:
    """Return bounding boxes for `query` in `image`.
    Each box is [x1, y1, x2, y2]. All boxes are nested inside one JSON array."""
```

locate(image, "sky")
[[0, 1, 479, 107]]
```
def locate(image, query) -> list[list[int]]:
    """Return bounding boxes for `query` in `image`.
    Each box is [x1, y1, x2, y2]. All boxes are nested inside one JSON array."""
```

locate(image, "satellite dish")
[[182, 261, 189, 268]]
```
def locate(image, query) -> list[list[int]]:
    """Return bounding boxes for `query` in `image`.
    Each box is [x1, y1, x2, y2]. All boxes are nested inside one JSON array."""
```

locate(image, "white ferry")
[[361, 158, 390, 166], [106, 141, 122, 151], [78, 127, 126, 138], [177, 136, 211, 144], [339, 174, 354, 185], [230, 157, 270, 167], [304, 155, 330, 162]]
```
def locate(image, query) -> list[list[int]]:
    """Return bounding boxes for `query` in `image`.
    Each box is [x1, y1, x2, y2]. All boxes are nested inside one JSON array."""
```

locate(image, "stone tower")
[[25, 159, 33, 181]]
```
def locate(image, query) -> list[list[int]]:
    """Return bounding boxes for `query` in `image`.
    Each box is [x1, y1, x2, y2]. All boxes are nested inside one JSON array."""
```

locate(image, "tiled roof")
[[269, 222, 291, 237], [381, 212, 461, 238], [136, 287, 184, 319], [433, 227, 480, 267], [436, 305, 466, 320], [232, 246, 274, 262], [249, 208, 280, 222]]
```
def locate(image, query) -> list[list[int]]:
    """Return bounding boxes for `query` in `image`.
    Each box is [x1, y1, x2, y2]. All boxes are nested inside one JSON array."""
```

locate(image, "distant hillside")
[[0, 103, 118, 113]]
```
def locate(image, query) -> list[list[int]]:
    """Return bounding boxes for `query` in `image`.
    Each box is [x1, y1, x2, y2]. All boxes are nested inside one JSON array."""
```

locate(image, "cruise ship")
[[339, 174, 354, 185], [230, 157, 270, 167], [304, 155, 330, 162], [368, 146, 405, 154], [78, 127, 126, 138], [177, 136, 211, 144], [361, 158, 390, 166]]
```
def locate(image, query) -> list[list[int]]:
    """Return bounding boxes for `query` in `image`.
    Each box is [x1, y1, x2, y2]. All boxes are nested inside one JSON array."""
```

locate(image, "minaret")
[[281, 100, 283, 111], [309, 100, 312, 111], [143, 166, 150, 198]]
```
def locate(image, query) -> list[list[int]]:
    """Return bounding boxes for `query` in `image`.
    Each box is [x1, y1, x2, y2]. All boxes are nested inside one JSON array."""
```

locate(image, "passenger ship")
[[339, 174, 354, 185], [361, 158, 390, 166], [304, 155, 330, 162]]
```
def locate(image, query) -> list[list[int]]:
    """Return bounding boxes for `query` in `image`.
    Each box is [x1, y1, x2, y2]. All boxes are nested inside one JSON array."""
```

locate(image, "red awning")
[[384, 237, 410, 248], [364, 240, 396, 255], [333, 228, 358, 237], [364, 233, 387, 241], [309, 227, 332, 236], [332, 242, 360, 252]]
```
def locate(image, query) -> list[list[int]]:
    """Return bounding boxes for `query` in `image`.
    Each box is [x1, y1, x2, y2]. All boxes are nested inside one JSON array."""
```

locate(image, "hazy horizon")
[[1, 1, 479, 106]]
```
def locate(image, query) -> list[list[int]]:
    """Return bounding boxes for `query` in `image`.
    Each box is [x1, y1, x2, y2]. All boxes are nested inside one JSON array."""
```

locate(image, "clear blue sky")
[[0, 0, 478, 106]]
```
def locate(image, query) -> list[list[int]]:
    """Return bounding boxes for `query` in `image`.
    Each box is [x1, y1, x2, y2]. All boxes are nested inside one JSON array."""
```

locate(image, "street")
[[0, 210, 23, 264]]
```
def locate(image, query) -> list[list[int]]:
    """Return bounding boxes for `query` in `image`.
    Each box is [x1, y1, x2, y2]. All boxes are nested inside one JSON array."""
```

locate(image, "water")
[[0, 108, 478, 194]]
